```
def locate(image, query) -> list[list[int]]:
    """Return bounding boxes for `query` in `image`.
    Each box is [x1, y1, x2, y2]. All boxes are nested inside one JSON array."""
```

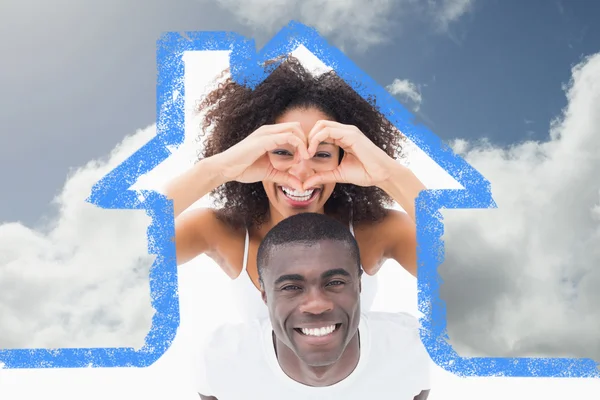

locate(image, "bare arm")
[[377, 164, 424, 278], [173, 207, 224, 265], [165, 157, 227, 219], [165, 154, 232, 265], [413, 389, 430, 400], [377, 164, 426, 224], [380, 209, 418, 277]]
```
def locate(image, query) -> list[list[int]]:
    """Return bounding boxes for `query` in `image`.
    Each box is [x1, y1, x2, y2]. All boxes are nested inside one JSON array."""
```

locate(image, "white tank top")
[[230, 219, 379, 321]]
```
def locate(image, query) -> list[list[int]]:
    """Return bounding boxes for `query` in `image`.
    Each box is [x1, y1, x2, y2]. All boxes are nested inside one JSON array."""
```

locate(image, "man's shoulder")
[[362, 311, 431, 390], [195, 319, 271, 396], [203, 319, 266, 358], [363, 312, 427, 358], [364, 311, 420, 331], [206, 319, 265, 342]]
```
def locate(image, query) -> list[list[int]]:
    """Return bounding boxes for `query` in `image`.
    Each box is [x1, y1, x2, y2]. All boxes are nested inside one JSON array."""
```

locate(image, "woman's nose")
[[289, 159, 315, 181]]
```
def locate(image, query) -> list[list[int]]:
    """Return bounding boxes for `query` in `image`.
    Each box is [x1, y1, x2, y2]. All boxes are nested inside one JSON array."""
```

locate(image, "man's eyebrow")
[[274, 273, 305, 286], [321, 268, 351, 279]]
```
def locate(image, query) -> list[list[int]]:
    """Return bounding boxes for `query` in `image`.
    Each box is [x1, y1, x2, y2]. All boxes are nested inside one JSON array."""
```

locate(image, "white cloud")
[[440, 52, 600, 360], [0, 127, 157, 349], [211, 0, 476, 52], [431, 0, 475, 29], [213, 0, 395, 51], [386, 78, 423, 112], [1, 48, 600, 399]]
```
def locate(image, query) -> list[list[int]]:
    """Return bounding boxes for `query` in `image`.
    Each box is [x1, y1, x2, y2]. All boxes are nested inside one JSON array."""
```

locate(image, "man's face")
[[261, 240, 361, 367]]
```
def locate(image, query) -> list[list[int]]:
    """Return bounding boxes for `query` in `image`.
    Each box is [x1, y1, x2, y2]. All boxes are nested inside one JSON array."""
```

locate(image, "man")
[[194, 213, 431, 399]]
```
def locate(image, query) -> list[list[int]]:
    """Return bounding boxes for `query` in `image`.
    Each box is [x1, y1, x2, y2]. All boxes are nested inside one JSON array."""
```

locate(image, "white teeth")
[[281, 186, 315, 201], [300, 325, 336, 337]]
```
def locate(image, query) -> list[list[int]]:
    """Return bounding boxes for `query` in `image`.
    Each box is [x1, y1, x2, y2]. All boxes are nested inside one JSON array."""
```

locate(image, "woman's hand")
[[301, 120, 426, 223], [216, 122, 310, 192], [302, 120, 398, 189]]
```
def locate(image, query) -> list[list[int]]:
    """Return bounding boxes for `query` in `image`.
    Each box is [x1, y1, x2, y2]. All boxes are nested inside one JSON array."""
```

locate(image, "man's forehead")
[[268, 239, 348, 256], [265, 240, 354, 272]]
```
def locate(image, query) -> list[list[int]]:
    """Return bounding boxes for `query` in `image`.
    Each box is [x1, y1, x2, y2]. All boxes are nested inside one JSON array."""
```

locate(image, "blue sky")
[[363, 0, 600, 145]]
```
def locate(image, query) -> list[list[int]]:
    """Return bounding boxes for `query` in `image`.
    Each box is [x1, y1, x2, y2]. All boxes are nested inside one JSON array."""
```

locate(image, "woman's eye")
[[314, 152, 331, 158], [272, 150, 293, 156]]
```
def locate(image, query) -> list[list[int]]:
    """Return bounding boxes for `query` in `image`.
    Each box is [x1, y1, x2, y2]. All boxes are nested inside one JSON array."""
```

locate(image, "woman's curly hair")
[[196, 56, 405, 229]]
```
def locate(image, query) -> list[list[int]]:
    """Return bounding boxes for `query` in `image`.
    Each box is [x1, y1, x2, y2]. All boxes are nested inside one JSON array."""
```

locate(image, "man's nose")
[[298, 287, 334, 315], [289, 159, 315, 181]]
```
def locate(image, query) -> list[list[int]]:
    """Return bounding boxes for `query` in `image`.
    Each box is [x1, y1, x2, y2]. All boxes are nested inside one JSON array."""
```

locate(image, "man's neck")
[[273, 331, 361, 387]]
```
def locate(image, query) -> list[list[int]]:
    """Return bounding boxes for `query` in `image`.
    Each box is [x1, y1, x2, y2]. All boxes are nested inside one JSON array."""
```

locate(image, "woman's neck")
[[264, 208, 328, 233]]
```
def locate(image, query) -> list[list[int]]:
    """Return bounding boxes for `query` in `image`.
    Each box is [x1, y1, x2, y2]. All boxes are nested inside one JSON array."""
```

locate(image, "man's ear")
[[358, 269, 363, 293], [260, 285, 267, 305]]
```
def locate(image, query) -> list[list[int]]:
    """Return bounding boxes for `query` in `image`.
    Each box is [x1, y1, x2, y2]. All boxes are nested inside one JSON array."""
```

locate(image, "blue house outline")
[[1, 21, 598, 378]]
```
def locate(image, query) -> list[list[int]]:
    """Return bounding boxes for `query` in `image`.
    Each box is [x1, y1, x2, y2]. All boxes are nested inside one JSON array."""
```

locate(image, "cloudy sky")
[[1, 0, 600, 393]]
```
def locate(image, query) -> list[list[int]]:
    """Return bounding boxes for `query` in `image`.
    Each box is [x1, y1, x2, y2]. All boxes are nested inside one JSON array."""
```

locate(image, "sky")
[[1, 0, 600, 398], [2, 0, 600, 226]]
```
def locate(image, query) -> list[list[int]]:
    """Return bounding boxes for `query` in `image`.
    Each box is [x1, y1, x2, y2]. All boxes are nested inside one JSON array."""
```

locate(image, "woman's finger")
[[260, 122, 307, 147], [266, 169, 304, 193], [303, 170, 343, 190], [261, 132, 310, 160], [307, 127, 358, 156], [307, 119, 344, 140]]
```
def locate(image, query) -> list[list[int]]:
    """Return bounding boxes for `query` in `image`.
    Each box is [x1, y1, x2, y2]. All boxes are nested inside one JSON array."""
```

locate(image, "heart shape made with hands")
[[270, 120, 396, 191]]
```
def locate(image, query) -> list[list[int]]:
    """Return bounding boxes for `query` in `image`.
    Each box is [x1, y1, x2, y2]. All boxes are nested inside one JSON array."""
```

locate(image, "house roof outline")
[[3, 20, 596, 379]]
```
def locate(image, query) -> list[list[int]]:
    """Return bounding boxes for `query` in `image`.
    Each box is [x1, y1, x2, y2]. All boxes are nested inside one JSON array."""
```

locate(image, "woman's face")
[[262, 107, 340, 221]]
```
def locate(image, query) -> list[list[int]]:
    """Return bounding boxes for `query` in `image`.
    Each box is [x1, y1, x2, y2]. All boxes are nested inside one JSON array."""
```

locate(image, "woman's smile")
[[278, 185, 322, 207]]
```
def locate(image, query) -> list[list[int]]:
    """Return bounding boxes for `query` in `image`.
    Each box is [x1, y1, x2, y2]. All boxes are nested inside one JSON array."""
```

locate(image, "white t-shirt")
[[193, 312, 431, 400]]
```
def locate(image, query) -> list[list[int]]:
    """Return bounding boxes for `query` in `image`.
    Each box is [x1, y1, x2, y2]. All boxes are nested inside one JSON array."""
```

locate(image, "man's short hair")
[[257, 213, 362, 285]]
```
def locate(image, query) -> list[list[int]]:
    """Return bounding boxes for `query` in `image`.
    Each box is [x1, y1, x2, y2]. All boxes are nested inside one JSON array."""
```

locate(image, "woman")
[[167, 56, 426, 319]]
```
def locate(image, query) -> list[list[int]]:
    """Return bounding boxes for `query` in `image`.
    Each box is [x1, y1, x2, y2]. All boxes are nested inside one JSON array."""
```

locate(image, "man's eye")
[[282, 285, 301, 291], [326, 280, 344, 286]]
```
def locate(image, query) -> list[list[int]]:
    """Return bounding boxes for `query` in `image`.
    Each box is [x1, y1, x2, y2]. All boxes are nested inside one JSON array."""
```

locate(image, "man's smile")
[[293, 323, 342, 337], [291, 322, 344, 347]]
